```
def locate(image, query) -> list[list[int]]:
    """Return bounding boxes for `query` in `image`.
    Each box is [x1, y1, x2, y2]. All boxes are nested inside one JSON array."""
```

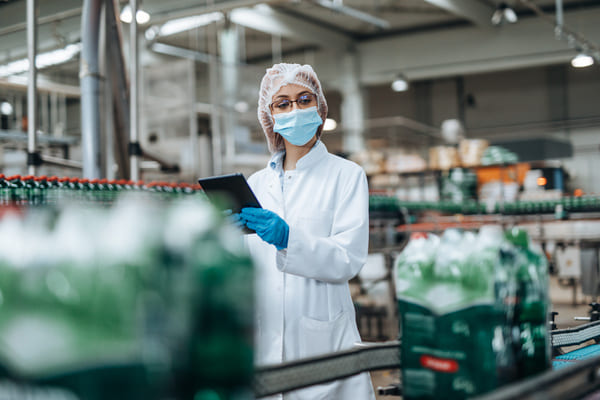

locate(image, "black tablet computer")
[[198, 173, 261, 233]]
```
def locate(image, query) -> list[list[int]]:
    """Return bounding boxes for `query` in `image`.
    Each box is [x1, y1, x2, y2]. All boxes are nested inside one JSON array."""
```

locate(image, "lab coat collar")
[[296, 140, 327, 170], [267, 140, 327, 173]]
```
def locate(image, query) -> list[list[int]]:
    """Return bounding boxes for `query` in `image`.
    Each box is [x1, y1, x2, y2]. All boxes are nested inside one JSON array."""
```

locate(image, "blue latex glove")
[[241, 207, 289, 250]]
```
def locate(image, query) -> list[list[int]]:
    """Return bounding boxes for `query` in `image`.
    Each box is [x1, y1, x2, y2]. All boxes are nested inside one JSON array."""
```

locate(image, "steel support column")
[[129, 0, 140, 181], [80, 0, 103, 178], [340, 51, 366, 153], [26, 0, 38, 176]]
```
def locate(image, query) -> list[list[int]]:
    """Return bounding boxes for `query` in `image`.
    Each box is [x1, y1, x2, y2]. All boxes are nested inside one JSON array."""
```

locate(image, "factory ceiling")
[[0, 0, 598, 83]]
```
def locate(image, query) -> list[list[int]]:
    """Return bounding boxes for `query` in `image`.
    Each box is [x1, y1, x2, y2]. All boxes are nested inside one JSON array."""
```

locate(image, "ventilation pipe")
[[27, 0, 39, 175], [80, 0, 103, 178]]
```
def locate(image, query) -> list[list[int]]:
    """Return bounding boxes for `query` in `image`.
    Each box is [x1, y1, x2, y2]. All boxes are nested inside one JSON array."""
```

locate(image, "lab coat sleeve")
[[278, 169, 369, 283]]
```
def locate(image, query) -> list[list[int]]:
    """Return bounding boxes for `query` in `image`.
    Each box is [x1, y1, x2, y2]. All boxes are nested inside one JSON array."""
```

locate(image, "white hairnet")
[[257, 63, 328, 153]]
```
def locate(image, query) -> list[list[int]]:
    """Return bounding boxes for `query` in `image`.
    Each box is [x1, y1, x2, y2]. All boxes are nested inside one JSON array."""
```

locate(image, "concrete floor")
[[366, 276, 593, 400]]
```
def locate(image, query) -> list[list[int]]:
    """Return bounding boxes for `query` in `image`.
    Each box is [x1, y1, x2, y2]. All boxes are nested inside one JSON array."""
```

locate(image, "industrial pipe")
[[129, 0, 140, 181], [26, 0, 38, 176], [80, 0, 103, 178]]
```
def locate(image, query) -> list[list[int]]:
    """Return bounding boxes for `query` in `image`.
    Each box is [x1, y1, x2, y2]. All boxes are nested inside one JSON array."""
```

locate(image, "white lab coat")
[[246, 141, 376, 400]]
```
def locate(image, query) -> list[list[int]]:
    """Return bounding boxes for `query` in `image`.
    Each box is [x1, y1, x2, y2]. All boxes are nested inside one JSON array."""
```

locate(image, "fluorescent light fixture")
[[323, 118, 337, 131], [0, 101, 13, 116], [147, 12, 223, 40], [0, 43, 81, 78], [391, 75, 409, 92], [120, 4, 151, 24], [571, 53, 594, 68], [491, 2, 518, 26]]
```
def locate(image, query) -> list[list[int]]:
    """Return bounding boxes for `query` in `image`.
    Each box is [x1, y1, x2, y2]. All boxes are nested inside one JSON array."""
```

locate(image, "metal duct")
[[80, 0, 103, 178], [26, 0, 38, 176], [129, 0, 140, 182]]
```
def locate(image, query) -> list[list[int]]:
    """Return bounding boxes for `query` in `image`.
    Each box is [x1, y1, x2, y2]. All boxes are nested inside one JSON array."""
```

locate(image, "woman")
[[239, 63, 375, 400]]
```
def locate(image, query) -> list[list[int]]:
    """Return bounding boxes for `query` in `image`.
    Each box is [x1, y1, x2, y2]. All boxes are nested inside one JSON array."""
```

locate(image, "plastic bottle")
[[7, 175, 23, 204], [33, 176, 48, 205], [0, 174, 9, 206], [504, 227, 550, 377]]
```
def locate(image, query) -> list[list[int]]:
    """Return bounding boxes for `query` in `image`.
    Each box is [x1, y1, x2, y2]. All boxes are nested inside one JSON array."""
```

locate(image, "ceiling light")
[[491, 2, 518, 26], [0, 101, 13, 116], [571, 53, 594, 68], [136, 9, 151, 24], [440, 119, 465, 144], [323, 118, 337, 131], [0, 43, 81, 78], [391, 75, 409, 92], [120, 5, 151, 24]]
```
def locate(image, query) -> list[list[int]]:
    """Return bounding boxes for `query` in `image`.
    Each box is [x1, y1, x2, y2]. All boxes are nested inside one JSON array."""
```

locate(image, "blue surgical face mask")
[[273, 106, 323, 146]]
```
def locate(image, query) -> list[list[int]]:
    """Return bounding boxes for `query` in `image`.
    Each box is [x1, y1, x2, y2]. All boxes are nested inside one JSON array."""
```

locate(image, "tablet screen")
[[198, 173, 261, 233]]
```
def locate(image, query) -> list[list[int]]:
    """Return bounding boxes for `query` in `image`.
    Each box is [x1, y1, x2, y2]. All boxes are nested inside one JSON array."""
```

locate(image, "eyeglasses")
[[270, 93, 316, 114]]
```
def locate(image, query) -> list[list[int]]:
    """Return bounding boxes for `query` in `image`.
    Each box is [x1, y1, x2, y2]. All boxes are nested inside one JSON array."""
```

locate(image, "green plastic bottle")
[[33, 176, 49, 206], [0, 174, 9, 206], [504, 228, 550, 378], [8, 175, 25, 205]]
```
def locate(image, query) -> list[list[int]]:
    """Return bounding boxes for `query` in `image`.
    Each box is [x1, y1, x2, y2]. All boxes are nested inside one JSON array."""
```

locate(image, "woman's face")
[[270, 83, 321, 149]]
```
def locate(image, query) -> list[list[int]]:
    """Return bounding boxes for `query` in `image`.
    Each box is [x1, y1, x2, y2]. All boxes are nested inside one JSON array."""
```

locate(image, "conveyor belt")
[[472, 354, 600, 400], [253, 341, 400, 398], [551, 320, 600, 347], [253, 321, 600, 398]]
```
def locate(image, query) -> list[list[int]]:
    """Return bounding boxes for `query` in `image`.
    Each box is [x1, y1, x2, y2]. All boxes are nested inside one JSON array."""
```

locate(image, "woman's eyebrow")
[[273, 91, 311, 100]]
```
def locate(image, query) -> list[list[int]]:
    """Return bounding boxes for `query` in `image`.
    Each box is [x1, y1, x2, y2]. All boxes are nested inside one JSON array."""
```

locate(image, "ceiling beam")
[[229, 5, 353, 51], [0, 15, 81, 61], [422, 0, 495, 28], [0, 0, 83, 36], [148, 0, 283, 25]]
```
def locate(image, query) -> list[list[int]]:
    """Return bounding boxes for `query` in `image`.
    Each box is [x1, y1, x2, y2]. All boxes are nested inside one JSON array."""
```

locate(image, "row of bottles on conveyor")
[[0, 194, 253, 399], [0, 174, 203, 206], [395, 227, 550, 399], [370, 194, 600, 217]]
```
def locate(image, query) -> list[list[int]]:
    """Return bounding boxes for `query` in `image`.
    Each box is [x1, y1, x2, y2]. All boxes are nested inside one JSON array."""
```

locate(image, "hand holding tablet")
[[198, 173, 261, 233]]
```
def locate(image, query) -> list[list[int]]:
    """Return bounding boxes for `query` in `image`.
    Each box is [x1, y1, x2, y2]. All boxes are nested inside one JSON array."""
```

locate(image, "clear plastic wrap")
[[395, 226, 550, 399]]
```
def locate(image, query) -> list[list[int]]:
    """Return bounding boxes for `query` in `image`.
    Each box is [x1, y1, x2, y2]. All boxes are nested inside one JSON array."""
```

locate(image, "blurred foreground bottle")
[[504, 227, 550, 378], [0, 197, 253, 400]]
